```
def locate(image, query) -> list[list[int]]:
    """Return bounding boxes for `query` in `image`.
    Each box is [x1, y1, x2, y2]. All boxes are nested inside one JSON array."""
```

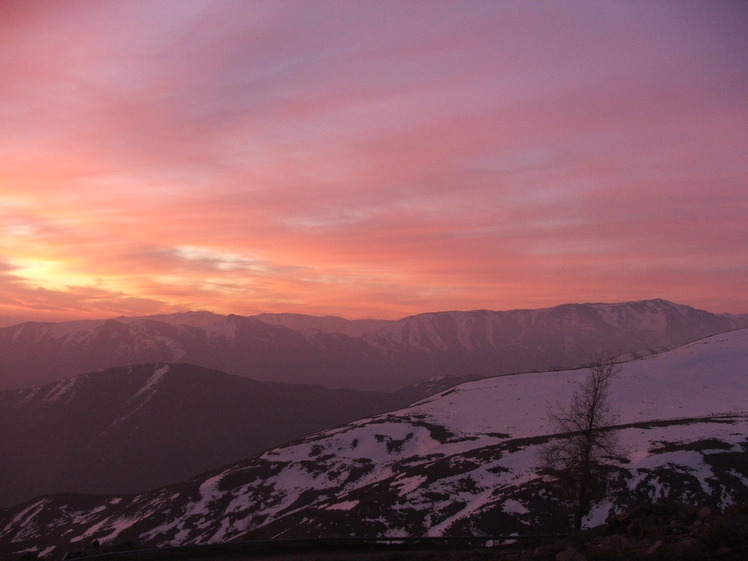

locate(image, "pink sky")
[[1, 0, 747, 325]]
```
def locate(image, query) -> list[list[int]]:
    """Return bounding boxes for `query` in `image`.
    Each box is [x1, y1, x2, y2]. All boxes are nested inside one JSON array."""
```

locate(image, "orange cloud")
[[0, 1, 746, 326]]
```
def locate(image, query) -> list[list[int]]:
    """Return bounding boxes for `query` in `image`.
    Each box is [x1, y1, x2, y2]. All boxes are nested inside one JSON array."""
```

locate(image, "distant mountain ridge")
[[2, 328, 745, 559], [1, 299, 745, 391], [0, 363, 412, 508]]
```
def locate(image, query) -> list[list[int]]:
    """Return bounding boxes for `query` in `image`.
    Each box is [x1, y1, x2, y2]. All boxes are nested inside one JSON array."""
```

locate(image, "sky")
[[1, 0, 747, 325]]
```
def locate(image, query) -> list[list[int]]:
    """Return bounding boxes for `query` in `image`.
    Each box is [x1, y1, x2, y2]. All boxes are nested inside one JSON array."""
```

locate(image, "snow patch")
[[584, 500, 614, 528], [110, 365, 170, 427], [130, 364, 169, 402], [326, 500, 359, 511], [6, 499, 48, 530], [44, 378, 77, 401], [503, 499, 530, 515], [393, 475, 427, 494], [93, 515, 142, 544]]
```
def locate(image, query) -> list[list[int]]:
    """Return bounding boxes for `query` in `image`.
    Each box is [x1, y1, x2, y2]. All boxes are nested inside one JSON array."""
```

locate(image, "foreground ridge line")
[[64, 535, 571, 560]]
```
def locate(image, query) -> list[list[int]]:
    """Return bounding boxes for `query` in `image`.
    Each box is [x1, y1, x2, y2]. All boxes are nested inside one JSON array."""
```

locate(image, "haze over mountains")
[[1, 299, 745, 391], [2, 328, 745, 559]]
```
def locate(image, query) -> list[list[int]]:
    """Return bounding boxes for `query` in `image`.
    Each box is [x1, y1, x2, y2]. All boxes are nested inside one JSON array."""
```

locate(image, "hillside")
[[0, 299, 745, 391], [2, 329, 745, 559], [0, 364, 409, 508]]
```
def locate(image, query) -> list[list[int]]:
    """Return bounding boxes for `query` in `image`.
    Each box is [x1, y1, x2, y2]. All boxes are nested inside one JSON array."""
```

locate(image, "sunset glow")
[[1, 0, 747, 325]]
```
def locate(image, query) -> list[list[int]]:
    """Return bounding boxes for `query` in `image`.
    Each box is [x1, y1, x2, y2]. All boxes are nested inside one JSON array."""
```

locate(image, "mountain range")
[[1, 299, 745, 391], [1, 298, 746, 509], [2, 328, 746, 559]]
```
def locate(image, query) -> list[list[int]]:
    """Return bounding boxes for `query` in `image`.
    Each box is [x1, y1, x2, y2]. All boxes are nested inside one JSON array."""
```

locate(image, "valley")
[[0, 315, 745, 560]]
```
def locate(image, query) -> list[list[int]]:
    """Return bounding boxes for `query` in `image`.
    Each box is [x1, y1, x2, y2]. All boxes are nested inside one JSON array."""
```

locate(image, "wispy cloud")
[[1, 1, 746, 324]]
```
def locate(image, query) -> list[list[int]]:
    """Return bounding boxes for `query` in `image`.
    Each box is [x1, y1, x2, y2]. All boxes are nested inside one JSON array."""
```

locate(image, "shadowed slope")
[[0, 363, 408, 507]]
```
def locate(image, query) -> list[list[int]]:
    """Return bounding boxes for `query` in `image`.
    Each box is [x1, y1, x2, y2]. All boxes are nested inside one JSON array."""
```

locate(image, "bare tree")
[[540, 357, 622, 532]]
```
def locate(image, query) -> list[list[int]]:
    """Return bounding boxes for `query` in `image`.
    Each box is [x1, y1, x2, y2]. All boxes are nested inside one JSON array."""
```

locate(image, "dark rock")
[[699, 506, 713, 518], [645, 539, 663, 554], [555, 546, 586, 561]]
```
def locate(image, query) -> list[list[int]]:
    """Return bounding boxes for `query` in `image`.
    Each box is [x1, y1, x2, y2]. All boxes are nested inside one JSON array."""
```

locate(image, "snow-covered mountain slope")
[[363, 299, 748, 379], [2, 329, 745, 559], [253, 313, 390, 337], [0, 299, 745, 391], [0, 364, 408, 508]]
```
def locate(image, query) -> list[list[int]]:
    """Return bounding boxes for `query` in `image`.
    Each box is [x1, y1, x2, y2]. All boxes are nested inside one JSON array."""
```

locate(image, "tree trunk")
[[573, 446, 592, 533], [573, 474, 588, 533]]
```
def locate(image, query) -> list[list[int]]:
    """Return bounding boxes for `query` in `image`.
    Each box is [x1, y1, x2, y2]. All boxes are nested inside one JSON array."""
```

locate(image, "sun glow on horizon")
[[0, 1, 746, 326], [8, 258, 95, 292]]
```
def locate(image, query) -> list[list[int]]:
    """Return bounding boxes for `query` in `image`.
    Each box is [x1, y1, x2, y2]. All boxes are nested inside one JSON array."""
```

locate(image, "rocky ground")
[[485, 502, 748, 561], [38, 502, 748, 561]]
